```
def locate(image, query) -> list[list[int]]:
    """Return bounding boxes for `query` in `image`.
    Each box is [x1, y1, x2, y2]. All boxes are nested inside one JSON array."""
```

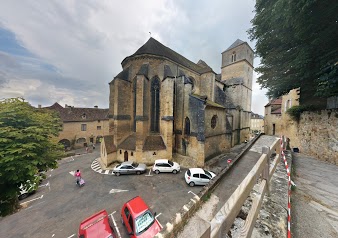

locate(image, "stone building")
[[264, 98, 282, 135], [45, 103, 109, 149], [250, 112, 264, 134], [106, 38, 254, 166]]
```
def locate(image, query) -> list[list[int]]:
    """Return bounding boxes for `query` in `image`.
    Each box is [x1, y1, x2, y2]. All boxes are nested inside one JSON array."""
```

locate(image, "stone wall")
[[298, 109, 338, 165]]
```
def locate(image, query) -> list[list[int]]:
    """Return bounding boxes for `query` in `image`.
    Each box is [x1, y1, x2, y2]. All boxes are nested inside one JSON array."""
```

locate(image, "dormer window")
[[82, 113, 87, 119], [231, 52, 236, 62]]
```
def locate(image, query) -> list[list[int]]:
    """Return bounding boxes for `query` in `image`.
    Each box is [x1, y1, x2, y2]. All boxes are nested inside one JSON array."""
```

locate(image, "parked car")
[[184, 168, 216, 187], [78, 209, 116, 238], [152, 159, 180, 174], [18, 178, 39, 200], [113, 162, 147, 176], [121, 196, 161, 238]]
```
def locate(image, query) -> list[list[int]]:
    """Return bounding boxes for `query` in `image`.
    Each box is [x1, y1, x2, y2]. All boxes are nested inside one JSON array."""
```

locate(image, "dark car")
[[113, 162, 147, 176]]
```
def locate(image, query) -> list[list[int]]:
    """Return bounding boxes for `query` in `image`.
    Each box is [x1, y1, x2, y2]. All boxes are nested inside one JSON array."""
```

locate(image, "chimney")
[[94, 105, 98, 108], [38, 104, 41, 108], [65, 104, 68, 108]]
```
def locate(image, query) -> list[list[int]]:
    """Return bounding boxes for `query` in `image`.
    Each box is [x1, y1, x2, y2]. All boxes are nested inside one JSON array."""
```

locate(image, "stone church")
[[102, 37, 254, 167]]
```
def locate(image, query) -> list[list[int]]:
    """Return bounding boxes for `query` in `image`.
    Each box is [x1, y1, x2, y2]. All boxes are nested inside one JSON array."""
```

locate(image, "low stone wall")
[[298, 109, 338, 165]]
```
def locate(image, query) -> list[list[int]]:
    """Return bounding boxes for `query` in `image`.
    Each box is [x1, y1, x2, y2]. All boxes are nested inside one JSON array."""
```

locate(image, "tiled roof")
[[251, 112, 264, 119], [121, 37, 212, 74], [163, 65, 175, 79], [143, 135, 166, 151], [103, 135, 116, 154], [271, 108, 282, 114], [45, 103, 109, 122], [264, 98, 282, 107], [118, 134, 136, 150]]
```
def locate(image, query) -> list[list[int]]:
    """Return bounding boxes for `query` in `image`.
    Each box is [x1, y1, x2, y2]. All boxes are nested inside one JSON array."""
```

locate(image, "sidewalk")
[[291, 153, 338, 237]]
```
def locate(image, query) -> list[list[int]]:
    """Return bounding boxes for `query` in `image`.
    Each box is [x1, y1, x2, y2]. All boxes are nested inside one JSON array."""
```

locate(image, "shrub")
[[286, 105, 316, 122]]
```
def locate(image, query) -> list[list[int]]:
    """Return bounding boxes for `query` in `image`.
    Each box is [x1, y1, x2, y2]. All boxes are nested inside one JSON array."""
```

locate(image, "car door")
[[163, 163, 172, 172], [192, 173, 200, 185], [120, 165, 129, 174], [200, 173, 211, 185], [123, 207, 134, 236], [126, 165, 135, 174]]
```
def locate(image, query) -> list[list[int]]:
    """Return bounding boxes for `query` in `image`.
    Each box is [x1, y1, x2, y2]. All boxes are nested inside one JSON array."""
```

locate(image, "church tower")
[[221, 39, 254, 144]]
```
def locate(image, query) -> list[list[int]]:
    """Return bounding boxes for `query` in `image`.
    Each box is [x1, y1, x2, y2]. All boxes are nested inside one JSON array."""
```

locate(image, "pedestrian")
[[93, 143, 95, 150], [85, 146, 89, 153], [75, 169, 81, 185]]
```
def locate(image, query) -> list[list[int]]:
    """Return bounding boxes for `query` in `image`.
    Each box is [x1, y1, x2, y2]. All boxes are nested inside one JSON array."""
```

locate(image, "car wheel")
[[189, 182, 195, 187], [136, 171, 141, 175], [115, 172, 120, 176], [172, 170, 177, 174], [155, 170, 160, 174], [18, 193, 28, 200]]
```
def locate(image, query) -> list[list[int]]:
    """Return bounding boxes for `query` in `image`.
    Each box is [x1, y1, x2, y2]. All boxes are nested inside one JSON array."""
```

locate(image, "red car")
[[78, 210, 116, 238], [121, 196, 161, 238]]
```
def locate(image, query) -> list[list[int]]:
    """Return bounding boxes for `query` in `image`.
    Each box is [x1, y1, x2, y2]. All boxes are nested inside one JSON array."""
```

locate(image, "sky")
[[0, 0, 268, 115]]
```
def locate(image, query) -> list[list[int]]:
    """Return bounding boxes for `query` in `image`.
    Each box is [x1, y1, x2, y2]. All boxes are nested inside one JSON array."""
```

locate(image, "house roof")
[[143, 135, 166, 151], [251, 112, 264, 119], [44, 103, 109, 122], [264, 98, 282, 107], [121, 37, 213, 74], [271, 108, 282, 114]]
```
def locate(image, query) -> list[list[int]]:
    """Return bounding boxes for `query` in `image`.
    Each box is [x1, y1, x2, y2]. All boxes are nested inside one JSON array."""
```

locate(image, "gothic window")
[[211, 115, 217, 129], [184, 117, 190, 136], [231, 52, 236, 62], [151, 77, 160, 132]]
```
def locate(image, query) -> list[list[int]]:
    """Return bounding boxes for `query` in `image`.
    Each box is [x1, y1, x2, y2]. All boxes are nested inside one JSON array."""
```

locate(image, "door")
[[272, 123, 276, 135], [200, 174, 211, 185], [124, 151, 128, 161]]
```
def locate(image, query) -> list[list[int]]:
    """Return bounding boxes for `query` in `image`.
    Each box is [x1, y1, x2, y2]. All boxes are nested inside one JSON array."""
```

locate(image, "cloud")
[[0, 0, 267, 114]]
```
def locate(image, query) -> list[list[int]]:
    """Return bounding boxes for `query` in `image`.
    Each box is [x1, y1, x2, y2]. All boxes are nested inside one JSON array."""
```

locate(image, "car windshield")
[[168, 160, 174, 166], [203, 170, 212, 178], [131, 162, 139, 167], [115, 163, 121, 168], [135, 210, 155, 235]]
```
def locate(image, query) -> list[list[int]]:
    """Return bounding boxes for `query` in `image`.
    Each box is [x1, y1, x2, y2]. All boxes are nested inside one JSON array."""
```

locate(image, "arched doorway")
[[59, 139, 71, 150], [124, 151, 128, 162]]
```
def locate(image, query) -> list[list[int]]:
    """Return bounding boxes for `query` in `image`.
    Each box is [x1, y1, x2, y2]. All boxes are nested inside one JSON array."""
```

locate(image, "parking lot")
[[0, 149, 203, 238]]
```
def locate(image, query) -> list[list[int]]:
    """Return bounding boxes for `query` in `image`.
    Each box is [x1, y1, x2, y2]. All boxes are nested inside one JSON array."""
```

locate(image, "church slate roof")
[[114, 67, 130, 81], [118, 134, 136, 150], [191, 94, 225, 109], [225, 39, 245, 51], [143, 135, 166, 151], [163, 65, 175, 79], [224, 77, 244, 86], [121, 37, 213, 74], [103, 135, 116, 154], [137, 64, 149, 78], [45, 103, 109, 122]]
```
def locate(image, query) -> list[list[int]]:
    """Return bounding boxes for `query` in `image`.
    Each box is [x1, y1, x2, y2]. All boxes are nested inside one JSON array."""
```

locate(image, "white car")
[[152, 159, 180, 174], [184, 168, 216, 186]]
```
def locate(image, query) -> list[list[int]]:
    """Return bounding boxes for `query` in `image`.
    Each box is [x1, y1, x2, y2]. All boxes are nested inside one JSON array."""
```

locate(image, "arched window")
[[76, 138, 86, 143], [231, 51, 236, 62], [133, 79, 137, 132], [185, 117, 190, 136], [211, 115, 218, 129], [151, 77, 160, 132]]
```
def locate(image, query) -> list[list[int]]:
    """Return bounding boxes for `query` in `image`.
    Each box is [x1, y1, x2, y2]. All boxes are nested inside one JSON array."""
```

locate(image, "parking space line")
[[104, 170, 109, 174], [109, 211, 121, 238], [188, 190, 199, 198], [145, 170, 153, 176], [20, 195, 44, 206], [67, 234, 75, 238], [155, 213, 163, 229]]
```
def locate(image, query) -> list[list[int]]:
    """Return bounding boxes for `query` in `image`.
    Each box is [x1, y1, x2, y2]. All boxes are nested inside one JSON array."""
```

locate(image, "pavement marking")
[[67, 234, 75, 238], [190, 198, 197, 204], [20, 195, 44, 205], [97, 169, 102, 173], [109, 188, 129, 194], [109, 211, 122, 238], [104, 170, 109, 174], [188, 191, 199, 198], [38, 181, 49, 188], [145, 170, 153, 176], [155, 213, 163, 229], [52, 234, 55, 237], [183, 205, 189, 211], [69, 171, 75, 176]]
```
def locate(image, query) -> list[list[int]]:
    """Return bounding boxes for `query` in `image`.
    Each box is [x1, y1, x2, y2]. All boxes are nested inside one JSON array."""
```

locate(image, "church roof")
[[103, 135, 116, 154], [225, 39, 245, 51], [121, 37, 213, 74]]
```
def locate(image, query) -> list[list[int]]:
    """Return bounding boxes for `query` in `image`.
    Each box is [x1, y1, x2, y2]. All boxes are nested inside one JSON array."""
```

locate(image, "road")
[[0, 149, 202, 238]]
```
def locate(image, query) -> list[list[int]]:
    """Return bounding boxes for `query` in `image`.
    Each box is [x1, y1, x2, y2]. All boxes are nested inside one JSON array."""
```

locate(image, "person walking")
[[75, 169, 81, 186]]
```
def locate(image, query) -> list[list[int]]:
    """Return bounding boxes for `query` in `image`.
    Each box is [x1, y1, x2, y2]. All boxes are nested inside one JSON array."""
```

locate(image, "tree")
[[249, 0, 338, 105], [0, 98, 64, 216]]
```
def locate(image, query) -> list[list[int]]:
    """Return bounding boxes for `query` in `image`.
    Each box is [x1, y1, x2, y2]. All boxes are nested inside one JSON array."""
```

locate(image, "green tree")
[[0, 98, 64, 216], [249, 0, 338, 105]]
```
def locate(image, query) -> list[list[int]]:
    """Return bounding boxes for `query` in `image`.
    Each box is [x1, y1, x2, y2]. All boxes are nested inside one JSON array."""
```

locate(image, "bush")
[[286, 105, 316, 122]]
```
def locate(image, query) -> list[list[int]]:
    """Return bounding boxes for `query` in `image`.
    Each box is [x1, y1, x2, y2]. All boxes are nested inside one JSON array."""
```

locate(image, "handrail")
[[209, 138, 280, 237]]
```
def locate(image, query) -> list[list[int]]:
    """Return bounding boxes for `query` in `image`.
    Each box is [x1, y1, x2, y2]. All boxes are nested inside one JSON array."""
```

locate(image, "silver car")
[[113, 161, 147, 176]]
